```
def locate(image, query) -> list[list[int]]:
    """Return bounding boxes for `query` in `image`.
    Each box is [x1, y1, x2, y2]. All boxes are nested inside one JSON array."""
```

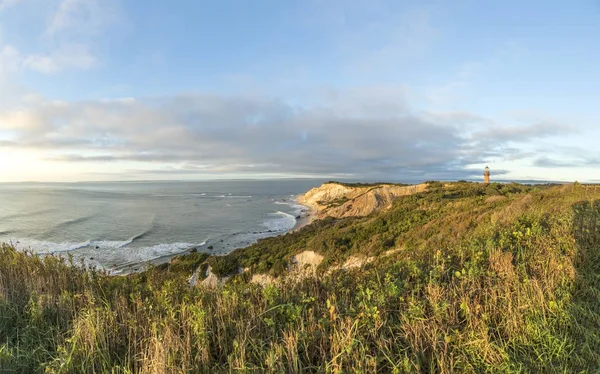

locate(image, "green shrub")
[[208, 256, 239, 277]]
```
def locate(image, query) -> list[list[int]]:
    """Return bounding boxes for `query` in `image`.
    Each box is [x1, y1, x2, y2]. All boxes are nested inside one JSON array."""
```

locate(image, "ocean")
[[0, 179, 324, 274]]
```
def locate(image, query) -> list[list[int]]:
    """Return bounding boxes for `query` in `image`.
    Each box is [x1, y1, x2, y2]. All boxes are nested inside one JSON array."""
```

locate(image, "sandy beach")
[[291, 201, 317, 232]]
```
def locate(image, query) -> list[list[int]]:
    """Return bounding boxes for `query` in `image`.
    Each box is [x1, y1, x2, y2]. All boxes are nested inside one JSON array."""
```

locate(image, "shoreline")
[[118, 196, 317, 274], [291, 205, 316, 233], [3, 192, 320, 276]]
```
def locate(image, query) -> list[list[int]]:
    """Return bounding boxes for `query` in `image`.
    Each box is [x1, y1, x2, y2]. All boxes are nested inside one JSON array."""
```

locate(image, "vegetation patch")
[[1, 182, 600, 372], [317, 196, 350, 208], [165, 252, 209, 274], [207, 255, 239, 277], [325, 180, 409, 188]]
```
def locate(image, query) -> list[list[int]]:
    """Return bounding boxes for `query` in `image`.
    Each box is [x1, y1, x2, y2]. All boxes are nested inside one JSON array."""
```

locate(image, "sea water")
[[0, 179, 323, 273]]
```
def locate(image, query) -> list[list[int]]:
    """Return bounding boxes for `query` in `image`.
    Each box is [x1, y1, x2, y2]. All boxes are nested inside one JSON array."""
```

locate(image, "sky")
[[0, 0, 599, 182]]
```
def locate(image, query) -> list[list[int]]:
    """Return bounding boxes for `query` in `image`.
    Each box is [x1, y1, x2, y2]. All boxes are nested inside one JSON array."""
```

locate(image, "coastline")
[[122, 194, 317, 274], [291, 204, 316, 232], [3, 188, 320, 276]]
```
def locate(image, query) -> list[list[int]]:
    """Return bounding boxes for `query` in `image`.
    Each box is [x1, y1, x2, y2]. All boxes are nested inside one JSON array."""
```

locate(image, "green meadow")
[[1, 182, 600, 373]]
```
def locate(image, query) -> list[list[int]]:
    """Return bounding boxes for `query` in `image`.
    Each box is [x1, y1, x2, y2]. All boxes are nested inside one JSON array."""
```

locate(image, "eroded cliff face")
[[297, 182, 428, 219]]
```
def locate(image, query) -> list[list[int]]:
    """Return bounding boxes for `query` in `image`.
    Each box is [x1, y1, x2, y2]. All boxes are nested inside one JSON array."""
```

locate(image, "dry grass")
[[1, 183, 600, 372]]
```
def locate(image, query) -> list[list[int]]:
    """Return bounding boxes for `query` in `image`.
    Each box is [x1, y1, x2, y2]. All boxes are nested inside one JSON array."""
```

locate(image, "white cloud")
[[36, 0, 120, 72], [0, 44, 20, 74], [326, 3, 438, 76], [45, 0, 119, 38], [0, 0, 21, 11], [425, 41, 529, 109], [316, 84, 410, 117], [0, 0, 121, 75], [472, 122, 575, 143], [23, 43, 97, 73]]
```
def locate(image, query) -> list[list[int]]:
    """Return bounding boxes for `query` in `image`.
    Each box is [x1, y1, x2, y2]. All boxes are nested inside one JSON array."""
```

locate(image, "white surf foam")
[[9, 237, 209, 273], [262, 211, 297, 232], [89, 239, 134, 249], [102, 241, 206, 271], [10, 237, 207, 256], [12, 238, 92, 254], [124, 242, 196, 260], [273, 200, 307, 212], [215, 195, 252, 198]]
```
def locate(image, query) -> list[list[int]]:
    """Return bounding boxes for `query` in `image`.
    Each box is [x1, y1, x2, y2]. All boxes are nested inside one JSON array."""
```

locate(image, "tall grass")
[[1, 183, 600, 372]]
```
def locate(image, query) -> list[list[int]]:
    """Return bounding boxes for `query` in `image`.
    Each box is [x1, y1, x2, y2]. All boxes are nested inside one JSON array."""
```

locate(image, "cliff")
[[297, 181, 428, 218]]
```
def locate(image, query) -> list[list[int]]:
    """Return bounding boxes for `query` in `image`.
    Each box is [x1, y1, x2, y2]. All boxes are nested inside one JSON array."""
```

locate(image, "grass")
[[316, 196, 349, 209], [324, 181, 410, 188], [1, 182, 600, 372]]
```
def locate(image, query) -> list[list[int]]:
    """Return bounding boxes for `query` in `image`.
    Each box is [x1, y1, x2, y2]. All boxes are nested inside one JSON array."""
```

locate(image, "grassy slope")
[[1, 182, 600, 372]]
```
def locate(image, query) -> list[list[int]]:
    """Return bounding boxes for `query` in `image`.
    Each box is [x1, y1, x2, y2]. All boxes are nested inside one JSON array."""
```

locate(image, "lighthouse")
[[484, 166, 490, 184]]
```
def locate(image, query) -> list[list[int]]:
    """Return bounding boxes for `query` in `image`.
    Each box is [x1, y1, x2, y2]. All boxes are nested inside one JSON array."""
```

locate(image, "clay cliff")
[[297, 182, 428, 219]]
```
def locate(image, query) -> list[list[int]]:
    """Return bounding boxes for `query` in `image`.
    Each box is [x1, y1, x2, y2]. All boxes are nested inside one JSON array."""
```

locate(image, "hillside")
[[2, 181, 600, 372], [297, 181, 428, 219]]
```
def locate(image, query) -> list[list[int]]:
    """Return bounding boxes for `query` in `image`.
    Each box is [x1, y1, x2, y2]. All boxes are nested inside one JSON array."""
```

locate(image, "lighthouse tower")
[[484, 166, 490, 184]]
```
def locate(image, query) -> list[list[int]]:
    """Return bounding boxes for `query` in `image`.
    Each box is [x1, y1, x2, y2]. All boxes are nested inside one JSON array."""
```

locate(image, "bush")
[[208, 256, 239, 277]]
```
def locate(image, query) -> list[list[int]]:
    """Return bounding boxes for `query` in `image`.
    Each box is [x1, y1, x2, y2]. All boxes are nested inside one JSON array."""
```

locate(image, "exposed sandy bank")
[[297, 182, 428, 219]]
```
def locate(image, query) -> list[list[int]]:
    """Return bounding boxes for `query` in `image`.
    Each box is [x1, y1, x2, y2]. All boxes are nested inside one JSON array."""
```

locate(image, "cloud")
[[0, 0, 121, 74], [319, 85, 410, 117], [348, 6, 438, 74], [450, 119, 570, 163], [0, 88, 574, 180], [533, 157, 575, 168], [534, 156, 600, 169], [425, 41, 531, 108], [462, 121, 576, 165], [300, 1, 438, 78], [0, 45, 20, 74], [422, 111, 489, 128], [45, 0, 120, 38], [36, 0, 120, 72], [23, 43, 97, 73], [0, 0, 21, 11], [474, 121, 574, 143]]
